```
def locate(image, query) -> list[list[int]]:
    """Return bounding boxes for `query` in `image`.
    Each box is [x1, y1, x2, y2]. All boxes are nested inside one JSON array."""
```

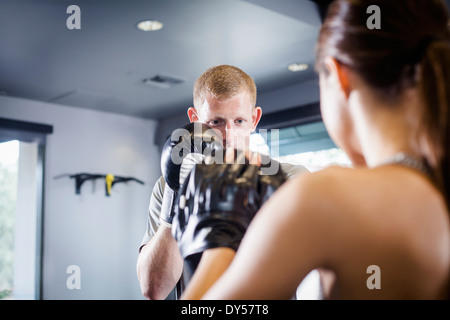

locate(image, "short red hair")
[[193, 65, 257, 108]]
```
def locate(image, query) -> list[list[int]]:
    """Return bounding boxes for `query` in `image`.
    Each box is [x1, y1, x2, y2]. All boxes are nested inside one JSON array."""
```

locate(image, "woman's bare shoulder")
[[291, 164, 445, 206], [287, 165, 366, 206], [287, 164, 448, 245], [289, 164, 450, 256]]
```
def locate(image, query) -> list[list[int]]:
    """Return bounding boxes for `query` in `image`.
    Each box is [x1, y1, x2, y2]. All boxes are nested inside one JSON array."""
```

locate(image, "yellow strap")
[[105, 174, 115, 195]]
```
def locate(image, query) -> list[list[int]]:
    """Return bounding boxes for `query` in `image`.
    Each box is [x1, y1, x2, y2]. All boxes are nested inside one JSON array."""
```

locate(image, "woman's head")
[[316, 0, 450, 204], [316, 0, 449, 94]]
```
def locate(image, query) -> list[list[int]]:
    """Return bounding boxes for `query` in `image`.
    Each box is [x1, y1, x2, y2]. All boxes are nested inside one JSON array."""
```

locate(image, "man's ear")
[[252, 106, 262, 129], [323, 57, 351, 99], [187, 107, 199, 122]]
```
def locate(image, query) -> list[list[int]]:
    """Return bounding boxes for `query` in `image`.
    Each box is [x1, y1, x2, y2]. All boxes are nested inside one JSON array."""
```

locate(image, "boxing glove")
[[172, 150, 287, 259], [159, 122, 223, 227]]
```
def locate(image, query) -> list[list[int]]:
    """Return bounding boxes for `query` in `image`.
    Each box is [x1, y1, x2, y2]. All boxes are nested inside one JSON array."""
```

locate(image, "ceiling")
[[1, 0, 449, 121], [0, 0, 324, 120]]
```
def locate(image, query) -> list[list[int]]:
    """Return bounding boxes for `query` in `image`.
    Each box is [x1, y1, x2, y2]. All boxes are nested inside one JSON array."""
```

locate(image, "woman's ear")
[[323, 57, 352, 99], [187, 107, 199, 122]]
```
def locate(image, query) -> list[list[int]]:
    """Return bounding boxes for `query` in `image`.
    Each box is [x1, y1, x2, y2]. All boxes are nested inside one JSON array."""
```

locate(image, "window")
[[251, 121, 351, 171], [0, 140, 19, 299], [0, 118, 52, 300], [275, 148, 351, 172]]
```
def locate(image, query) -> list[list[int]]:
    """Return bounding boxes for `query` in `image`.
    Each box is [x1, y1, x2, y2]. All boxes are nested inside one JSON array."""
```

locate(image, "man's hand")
[[160, 122, 223, 227]]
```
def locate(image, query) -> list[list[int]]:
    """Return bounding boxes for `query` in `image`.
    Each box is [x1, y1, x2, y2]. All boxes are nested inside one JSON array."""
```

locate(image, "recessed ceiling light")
[[136, 20, 163, 31], [287, 63, 309, 72]]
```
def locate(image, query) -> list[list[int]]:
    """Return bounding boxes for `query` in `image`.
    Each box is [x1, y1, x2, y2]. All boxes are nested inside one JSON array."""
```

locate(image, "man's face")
[[189, 90, 262, 150]]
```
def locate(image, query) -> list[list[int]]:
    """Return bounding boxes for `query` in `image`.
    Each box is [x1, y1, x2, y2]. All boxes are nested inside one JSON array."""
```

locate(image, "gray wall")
[[0, 95, 159, 299]]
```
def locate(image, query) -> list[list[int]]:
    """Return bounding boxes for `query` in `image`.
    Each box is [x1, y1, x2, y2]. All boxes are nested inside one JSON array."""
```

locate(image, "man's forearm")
[[137, 225, 183, 300]]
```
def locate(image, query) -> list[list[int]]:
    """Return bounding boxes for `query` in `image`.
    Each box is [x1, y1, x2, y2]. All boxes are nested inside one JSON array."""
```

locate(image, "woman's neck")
[[348, 87, 423, 168]]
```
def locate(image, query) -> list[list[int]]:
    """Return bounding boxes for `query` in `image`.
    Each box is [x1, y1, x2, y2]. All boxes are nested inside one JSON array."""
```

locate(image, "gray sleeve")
[[280, 162, 310, 179], [139, 176, 165, 252]]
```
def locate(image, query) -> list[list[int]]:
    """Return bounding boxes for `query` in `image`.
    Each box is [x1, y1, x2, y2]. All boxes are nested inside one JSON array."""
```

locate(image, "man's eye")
[[235, 119, 245, 124], [209, 120, 222, 126]]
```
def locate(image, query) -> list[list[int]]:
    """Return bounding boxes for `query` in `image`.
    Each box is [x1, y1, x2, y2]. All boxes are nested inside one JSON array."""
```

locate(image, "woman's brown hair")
[[316, 0, 450, 207]]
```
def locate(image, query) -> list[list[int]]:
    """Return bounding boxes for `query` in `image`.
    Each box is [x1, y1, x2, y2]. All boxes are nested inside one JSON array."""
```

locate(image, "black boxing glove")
[[159, 122, 223, 227], [172, 151, 287, 259]]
